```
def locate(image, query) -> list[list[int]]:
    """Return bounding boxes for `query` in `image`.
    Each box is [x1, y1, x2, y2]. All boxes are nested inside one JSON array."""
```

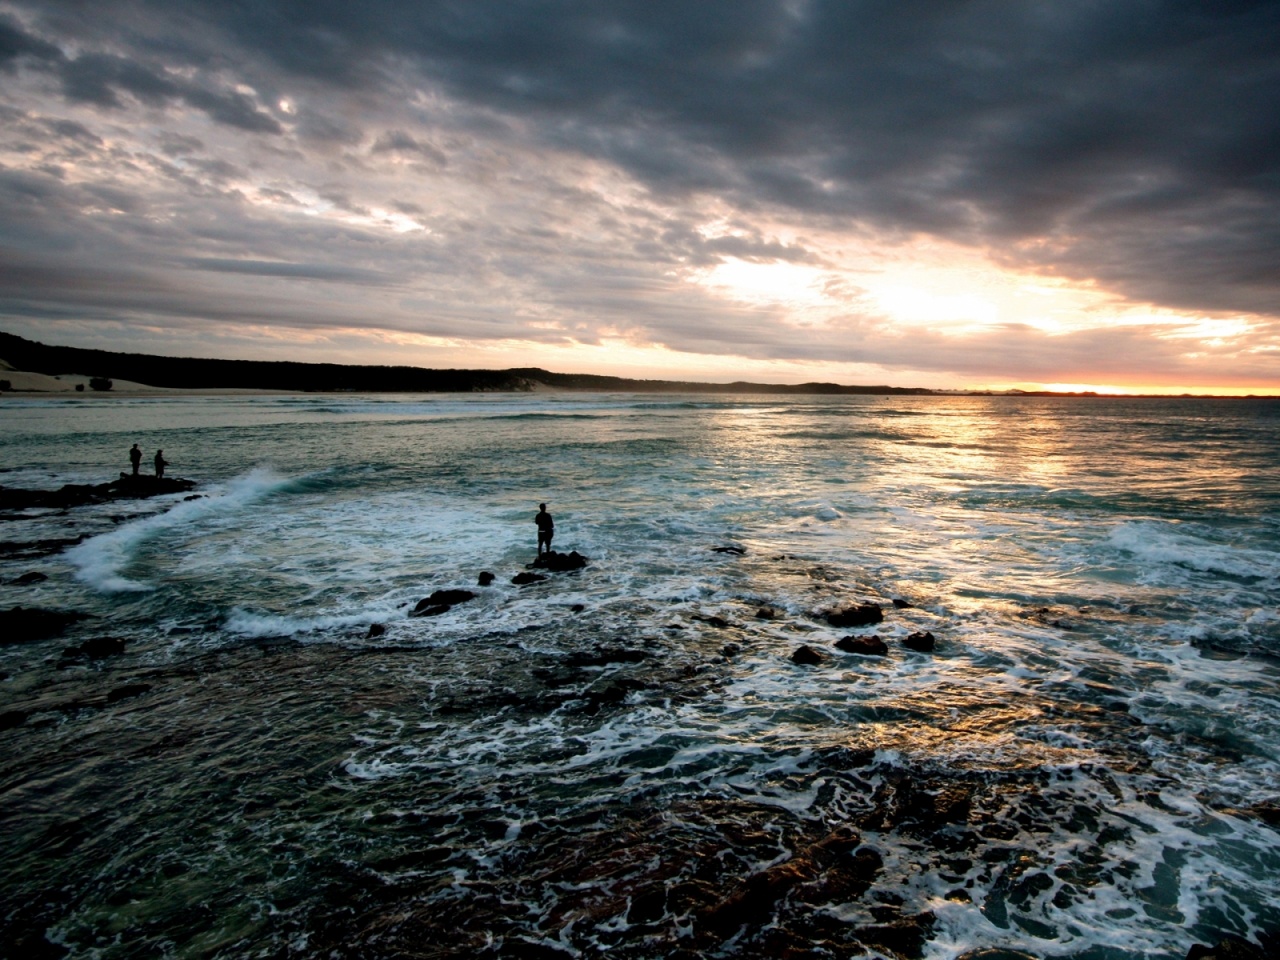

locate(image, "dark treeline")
[[0, 333, 934, 395]]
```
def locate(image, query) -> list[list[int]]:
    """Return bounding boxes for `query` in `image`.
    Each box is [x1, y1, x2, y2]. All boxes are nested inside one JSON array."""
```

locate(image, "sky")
[[0, 1, 1277, 393]]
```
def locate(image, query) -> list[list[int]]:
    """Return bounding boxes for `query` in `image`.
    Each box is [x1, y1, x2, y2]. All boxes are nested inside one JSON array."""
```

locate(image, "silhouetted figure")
[[154, 449, 168, 479], [535, 503, 554, 556], [129, 444, 142, 476]]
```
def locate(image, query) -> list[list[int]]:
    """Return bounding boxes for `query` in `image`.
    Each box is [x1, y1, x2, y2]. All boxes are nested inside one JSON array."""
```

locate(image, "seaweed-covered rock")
[[826, 603, 884, 628], [835, 634, 888, 656]]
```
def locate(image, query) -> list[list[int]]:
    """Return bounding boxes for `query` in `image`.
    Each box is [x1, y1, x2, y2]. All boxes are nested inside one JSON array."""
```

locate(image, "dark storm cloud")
[[13, 0, 1272, 315]]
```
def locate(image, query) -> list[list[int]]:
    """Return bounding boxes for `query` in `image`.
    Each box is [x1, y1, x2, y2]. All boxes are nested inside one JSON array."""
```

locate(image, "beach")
[[2, 392, 1278, 959]]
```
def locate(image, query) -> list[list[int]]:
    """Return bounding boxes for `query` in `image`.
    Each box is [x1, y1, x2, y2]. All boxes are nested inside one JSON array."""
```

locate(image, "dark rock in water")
[[835, 634, 888, 656], [693, 615, 732, 629], [531, 550, 588, 572], [512, 572, 548, 586], [0, 536, 87, 559], [565, 647, 649, 667], [106, 683, 152, 703], [892, 597, 914, 609], [0, 606, 92, 645], [424, 589, 475, 606], [411, 603, 451, 618], [902, 630, 936, 652], [478, 571, 495, 586], [183, 494, 203, 501], [755, 606, 777, 620], [856, 912, 936, 959], [955, 951, 1040, 960], [1187, 936, 1270, 960], [791, 645, 827, 666], [700, 828, 861, 936], [570, 603, 585, 613], [10, 571, 48, 586], [0, 474, 196, 511], [366, 623, 386, 639], [0, 709, 27, 730], [826, 603, 884, 628], [711, 545, 746, 555], [60, 636, 126, 662]]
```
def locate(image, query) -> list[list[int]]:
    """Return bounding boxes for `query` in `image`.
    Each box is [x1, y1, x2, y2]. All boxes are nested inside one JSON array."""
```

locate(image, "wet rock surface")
[[826, 603, 884, 628], [530, 550, 588, 572], [0, 606, 92, 645], [835, 634, 888, 656], [0, 474, 196, 512]]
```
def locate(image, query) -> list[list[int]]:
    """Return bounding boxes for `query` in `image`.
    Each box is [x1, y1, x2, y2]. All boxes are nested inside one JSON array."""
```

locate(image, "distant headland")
[[0, 332, 938, 396], [0, 332, 1266, 398]]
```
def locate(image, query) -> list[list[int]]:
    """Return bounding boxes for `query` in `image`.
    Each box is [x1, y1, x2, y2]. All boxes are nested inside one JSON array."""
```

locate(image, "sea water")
[[1, 393, 1277, 959]]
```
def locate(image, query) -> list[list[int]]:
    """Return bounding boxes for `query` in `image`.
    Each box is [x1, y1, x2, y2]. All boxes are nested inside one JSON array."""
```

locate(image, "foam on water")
[[65, 466, 298, 592]]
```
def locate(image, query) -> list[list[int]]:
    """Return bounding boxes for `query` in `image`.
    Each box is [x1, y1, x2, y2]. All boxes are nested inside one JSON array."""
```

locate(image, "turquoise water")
[[1, 393, 1278, 958]]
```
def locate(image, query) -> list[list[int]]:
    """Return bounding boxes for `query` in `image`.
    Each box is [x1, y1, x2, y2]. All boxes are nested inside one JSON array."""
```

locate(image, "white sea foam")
[[1108, 520, 1280, 581], [65, 467, 298, 592]]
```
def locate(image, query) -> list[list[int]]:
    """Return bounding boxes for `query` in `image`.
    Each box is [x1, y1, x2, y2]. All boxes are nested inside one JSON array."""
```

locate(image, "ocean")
[[1, 392, 1277, 959]]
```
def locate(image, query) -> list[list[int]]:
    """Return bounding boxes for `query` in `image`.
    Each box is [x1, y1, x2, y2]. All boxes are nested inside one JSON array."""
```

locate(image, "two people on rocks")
[[128, 444, 168, 478]]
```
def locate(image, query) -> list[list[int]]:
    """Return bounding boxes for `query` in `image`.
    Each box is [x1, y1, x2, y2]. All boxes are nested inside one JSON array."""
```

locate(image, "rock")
[[711, 545, 746, 555], [366, 623, 386, 639], [424, 589, 476, 606], [856, 912, 936, 959], [410, 603, 451, 618], [693, 615, 732, 629], [955, 951, 1040, 960], [835, 634, 888, 656], [902, 631, 936, 652], [60, 636, 126, 661], [512, 572, 548, 586], [0, 709, 27, 730], [826, 603, 884, 628], [183, 494, 203, 501], [10, 571, 48, 585], [892, 598, 914, 609], [478, 571, 495, 586], [570, 604, 585, 613], [1187, 936, 1270, 960], [0, 475, 196, 511], [0, 606, 92, 645], [531, 550, 588, 572], [755, 606, 777, 620], [106, 683, 151, 703], [791, 645, 827, 665]]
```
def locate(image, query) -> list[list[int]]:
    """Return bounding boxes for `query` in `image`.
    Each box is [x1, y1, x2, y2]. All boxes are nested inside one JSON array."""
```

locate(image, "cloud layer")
[[0, 1, 1277, 388]]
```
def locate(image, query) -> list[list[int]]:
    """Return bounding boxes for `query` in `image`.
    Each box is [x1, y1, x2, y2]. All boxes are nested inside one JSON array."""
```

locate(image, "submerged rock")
[[477, 571, 495, 586], [512, 572, 548, 586], [892, 598, 914, 609], [410, 603, 450, 618], [0, 606, 92, 645], [826, 603, 884, 628], [1187, 936, 1271, 960], [711, 545, 746, 555], [902, 630, 936, 652], [60, 636, 126, 663], [10, 571, 48, 586], [366, 623, 386, 639], [835, 634, 888, 656]]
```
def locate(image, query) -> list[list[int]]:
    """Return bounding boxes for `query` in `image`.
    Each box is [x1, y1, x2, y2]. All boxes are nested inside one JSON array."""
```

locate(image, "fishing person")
[[535, 503, 554, 556], [129, 443, 142, 476], [154, 449, 168, 479]]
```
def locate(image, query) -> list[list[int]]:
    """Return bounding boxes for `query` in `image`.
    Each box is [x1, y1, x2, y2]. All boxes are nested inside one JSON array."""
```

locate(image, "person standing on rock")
[[129, 443, 142, 476], [535, 503, 554, 556], [154, 449, 168, 479]]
